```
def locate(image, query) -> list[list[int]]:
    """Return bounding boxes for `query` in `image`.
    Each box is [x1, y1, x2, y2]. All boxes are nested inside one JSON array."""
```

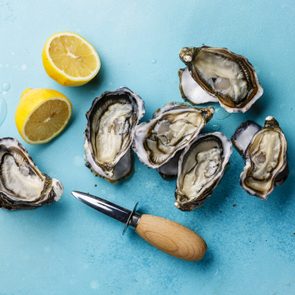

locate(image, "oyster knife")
[[72, 191, 206, 261]]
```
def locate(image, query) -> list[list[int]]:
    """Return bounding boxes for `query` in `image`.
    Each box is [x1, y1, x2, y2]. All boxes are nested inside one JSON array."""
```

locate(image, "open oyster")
[[84, 87, 145, 182], [232, 116, 288, 199], [0, 137, 63, 210], [175, 132, 232, 211], [179, 46, 263, 113], [133, 103, 214, 171]]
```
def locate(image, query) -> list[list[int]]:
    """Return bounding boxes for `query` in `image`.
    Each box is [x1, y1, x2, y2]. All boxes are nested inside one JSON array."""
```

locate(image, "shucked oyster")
[[179, 46, 263, 113], [0, 137, 63, 210], [175, 132, 232, 211], [232, 116, 288, 199], [133, 103, 214, 170], [84, 87, 144, 182]]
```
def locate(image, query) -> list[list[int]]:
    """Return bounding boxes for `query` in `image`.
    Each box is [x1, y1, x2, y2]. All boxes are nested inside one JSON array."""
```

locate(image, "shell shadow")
[[269, 166, 294, 209], [4, 199, 67, 231], [272, 126, 295, 207], [246, 96, 266, 119]]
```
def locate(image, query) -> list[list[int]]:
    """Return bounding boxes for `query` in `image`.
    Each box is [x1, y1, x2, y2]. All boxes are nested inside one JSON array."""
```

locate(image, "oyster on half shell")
[[133, 103, 214, 170], [175, 132, 232, 211], [232, 116, 288, 199], [179, 46, 263, 113], [0, 137, 63, 210], [84, 87, 145, 182]]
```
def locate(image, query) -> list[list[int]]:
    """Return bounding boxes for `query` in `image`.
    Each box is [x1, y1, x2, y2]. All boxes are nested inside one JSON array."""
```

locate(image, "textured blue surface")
[[0, 1, 295, 294]]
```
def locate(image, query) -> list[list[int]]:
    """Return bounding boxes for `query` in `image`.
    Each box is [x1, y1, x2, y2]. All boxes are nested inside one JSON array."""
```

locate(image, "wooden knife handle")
[[135, 214, 207, 261]]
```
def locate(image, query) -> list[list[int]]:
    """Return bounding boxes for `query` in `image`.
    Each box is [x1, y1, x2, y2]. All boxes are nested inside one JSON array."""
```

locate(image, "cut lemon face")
[[42, 32, 101, 86], [15, 88, 72, 144]]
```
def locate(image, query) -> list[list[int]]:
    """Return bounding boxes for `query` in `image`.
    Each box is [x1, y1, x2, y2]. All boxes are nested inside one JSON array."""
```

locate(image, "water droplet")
[[0, 98, 7, 126], [11, 51, 15, 56], [90, 280, 99, 289], [212, 123, 221, 131], [74, 155, 84, 167], [20, 64, 27, 71], [5, 64, 9, 68], [214, 106, 231, 120], [2, 82, 10, 92], [0, 64, 2, 68], [151, 59, 157, 64], [44, 246, 51, 253]]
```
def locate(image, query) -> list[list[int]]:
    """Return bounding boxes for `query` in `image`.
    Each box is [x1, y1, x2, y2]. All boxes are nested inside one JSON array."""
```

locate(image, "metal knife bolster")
[[72, 191, 141, 231], [122, 202, 141, 234]]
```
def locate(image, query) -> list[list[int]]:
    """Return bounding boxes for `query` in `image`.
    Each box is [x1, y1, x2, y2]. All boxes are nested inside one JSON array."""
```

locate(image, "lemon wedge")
[[42, 32, 101, 86], [15, 88, 72, 144]]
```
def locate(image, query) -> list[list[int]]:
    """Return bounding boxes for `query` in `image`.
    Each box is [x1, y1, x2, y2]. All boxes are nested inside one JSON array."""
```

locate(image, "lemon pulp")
[[24, 99, 70, 142], [15, 88, 72, 144], [42, 32, 100, 86]]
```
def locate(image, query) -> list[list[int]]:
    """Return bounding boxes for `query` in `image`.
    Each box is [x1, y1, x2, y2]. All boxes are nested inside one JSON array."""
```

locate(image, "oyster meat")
[[232, 116, 288, 199], [0, 137, 63, 209], [175, 132, 232, 211], [179, 46, 263, 113], [133, 103, 214, 171], [84, 87, 145, 182]]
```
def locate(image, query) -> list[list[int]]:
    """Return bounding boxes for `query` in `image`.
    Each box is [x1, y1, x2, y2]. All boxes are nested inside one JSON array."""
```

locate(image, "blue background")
[[0, 0, 294, 294]]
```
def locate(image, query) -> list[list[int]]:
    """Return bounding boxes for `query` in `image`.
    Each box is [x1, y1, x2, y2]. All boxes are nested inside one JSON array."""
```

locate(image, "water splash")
[[2, 82, 10, 92], [0, 98, 7, 127]]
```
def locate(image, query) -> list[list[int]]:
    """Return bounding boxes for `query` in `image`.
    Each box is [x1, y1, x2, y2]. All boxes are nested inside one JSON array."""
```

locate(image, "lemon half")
[[15, 88, 72, 144], [42, 32, 101, 86]]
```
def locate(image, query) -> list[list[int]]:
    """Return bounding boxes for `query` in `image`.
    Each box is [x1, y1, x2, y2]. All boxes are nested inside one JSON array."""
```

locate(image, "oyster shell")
[[157, 150, 182, 179], [232, 116, 288, 199], [84, 87, 145, 182], [175, 132, 232, 211], [0, 137, 63, 210], [133, 103, 214, 169], [179, 46, 263, 113]]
